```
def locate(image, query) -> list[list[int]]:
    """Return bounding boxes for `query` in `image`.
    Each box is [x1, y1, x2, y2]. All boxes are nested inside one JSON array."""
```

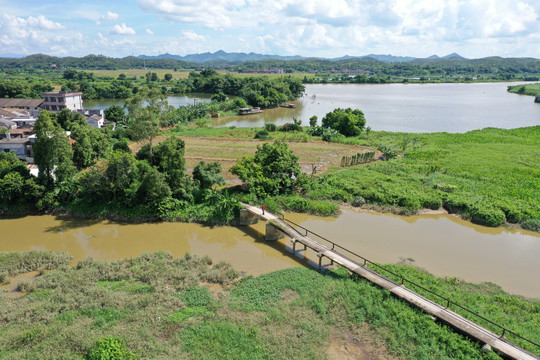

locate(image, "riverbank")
[[1, 250, 538, 359], [507, 82, 540, 96]]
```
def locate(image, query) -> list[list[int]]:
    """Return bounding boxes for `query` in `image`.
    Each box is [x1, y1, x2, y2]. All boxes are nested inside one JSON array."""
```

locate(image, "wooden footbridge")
[[239, 203, 540, 360]]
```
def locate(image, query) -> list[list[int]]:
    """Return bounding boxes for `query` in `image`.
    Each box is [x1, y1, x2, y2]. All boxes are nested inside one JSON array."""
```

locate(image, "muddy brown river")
[[1, 210, 539, 298]]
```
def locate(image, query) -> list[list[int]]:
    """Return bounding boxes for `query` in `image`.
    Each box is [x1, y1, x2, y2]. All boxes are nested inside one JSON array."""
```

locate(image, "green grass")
[[312, 127, 540, 228], [2, 251, 538, 359], [507, 83, 540, 96]]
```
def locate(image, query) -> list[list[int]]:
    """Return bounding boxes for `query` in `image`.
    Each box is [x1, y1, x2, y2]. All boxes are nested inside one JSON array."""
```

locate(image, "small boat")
[[535, 95, 540, 103], [238, 107, 262, 115], [279, 103, 296, 108]]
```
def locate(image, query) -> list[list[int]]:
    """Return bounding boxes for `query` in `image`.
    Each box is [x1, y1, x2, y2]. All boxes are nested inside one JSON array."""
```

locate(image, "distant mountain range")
[[138, 51, 468, 64], [138, 50, 304, 63]]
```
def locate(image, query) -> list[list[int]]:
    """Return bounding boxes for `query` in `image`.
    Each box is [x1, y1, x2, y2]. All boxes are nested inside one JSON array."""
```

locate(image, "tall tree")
[[33, 111, 75, 187], [231, 141, 301, 198], [125, 87, 169, 162], [321, 108, 366, 137]]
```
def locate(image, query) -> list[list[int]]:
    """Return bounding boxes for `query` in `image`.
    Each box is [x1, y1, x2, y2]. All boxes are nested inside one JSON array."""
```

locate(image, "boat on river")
[[535, 95, 540, 103], [238, 107, 262, 115], [279, 103, 296, 108]]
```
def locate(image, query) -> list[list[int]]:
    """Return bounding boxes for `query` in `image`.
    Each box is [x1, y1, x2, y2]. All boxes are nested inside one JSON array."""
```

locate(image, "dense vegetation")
[[0, 96, 241, 223], [2, 54, 540, 80], [0, 250, 538, 359], [0, 68, 304, 111], [507, 83, 540, 97], [303, 126, 540, 230]]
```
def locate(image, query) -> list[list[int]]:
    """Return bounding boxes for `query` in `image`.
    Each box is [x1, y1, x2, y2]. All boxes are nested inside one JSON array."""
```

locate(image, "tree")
[[105, 150, 137, 200], [136, 136, 191, 199], [321, 108, 366, 137], [125, 87, 168, 161], [231, 141, 302, 197], [104, 105, 128, 125], [57, 108, 86, 131], [309, 115, 318, 127], [193, 161, 226, 189], [33, 111, 75, 187], [211, 92, 227, 102], [164, 73, 173, 81]]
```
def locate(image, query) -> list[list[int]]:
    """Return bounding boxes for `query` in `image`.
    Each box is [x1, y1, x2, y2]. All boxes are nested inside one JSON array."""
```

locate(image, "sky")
[[0, 0, 539, 59]]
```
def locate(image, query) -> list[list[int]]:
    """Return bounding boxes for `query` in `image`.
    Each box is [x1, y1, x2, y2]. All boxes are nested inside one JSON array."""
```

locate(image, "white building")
[[41, 91, 83, 112]]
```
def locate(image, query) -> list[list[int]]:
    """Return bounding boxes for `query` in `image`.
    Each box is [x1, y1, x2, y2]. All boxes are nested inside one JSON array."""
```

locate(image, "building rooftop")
[[0, 98, 43, 108], [42, 91, 83, 96], [0, 137, 31, 144]]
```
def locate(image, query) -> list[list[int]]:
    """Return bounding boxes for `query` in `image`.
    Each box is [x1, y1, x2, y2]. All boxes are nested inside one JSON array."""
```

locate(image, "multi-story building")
[[41, 91, 83, 112]]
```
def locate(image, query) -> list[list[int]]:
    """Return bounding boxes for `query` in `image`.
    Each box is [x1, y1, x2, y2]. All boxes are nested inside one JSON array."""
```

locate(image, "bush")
[[264, 123, 277, 132], [321, 128, 344, 142], [444, 194, 505, 227], [521, 219, 540, 232], [86, 336, 135, 360], [278, 122, 302, 132], [254, 129, 272, 140], [351, 196, 366, 207], [278, 195, 339, 216]]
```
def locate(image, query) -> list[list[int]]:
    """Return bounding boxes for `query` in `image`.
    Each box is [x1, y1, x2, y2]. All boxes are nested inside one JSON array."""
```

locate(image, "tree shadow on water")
[[44, 215, 104, 233]]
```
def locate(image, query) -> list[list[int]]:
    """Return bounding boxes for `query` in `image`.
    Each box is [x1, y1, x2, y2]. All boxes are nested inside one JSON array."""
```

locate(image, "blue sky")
[[1, 0, 539, 59]]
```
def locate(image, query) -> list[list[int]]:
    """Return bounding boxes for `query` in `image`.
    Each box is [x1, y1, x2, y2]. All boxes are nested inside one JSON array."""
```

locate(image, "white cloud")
[[110, 23, 136, 35], [146, 28, 154, 35], [26, 15, 66, 30], [100, 11, 119, 21], [138, 0, 250, 30], [181, 30, 205, 42], [0, 12, 84, 56]]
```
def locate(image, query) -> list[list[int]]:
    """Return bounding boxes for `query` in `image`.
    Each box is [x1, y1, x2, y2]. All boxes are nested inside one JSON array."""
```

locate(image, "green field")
[[302, 127, 540, 230], [507, 83, 540, 96], [1, 250, 538, 359]]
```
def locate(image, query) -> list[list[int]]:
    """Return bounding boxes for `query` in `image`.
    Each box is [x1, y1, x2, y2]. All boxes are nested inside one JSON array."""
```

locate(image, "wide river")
[[1, 210, 539, 298], [85, 82, 540, 132]]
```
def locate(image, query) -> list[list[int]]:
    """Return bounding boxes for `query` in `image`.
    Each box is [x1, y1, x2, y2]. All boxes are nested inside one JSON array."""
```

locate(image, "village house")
[[41, 91, 83, 112], [0, 98, 43, 116]]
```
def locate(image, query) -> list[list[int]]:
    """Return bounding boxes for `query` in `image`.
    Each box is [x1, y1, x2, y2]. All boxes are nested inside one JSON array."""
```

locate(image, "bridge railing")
[[282, 217, 540, 354]]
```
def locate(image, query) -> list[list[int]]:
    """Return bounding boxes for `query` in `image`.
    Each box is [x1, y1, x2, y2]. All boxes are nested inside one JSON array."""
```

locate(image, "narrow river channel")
[[2, 210, 539, 298]]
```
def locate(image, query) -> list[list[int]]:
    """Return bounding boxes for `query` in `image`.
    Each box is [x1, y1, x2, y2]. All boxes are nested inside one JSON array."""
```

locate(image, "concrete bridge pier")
[[265, 222, 284, 241], [239, 208, 259, 226]]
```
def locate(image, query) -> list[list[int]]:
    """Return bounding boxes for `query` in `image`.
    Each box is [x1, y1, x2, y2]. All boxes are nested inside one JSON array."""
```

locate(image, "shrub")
[[254, 129, 272, 140], [521, 219, 540, 232], [278, 122, 302, 132], [86, 336, 135, 360], [351, 196, 366, 207], [264, 123, 277, 132], [321, 128, 343, 142]]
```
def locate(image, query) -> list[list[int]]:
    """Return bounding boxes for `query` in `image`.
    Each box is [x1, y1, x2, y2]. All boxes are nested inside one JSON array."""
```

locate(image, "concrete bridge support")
[[265, 222, 284, 241], [239, 208, 259, 226]]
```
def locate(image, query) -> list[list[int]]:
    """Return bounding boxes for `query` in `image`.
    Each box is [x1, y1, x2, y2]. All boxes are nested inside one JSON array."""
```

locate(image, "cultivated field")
[[130, 135, 380, 181]]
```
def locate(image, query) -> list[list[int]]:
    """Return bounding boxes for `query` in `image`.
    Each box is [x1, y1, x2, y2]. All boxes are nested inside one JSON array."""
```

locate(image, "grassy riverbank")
[[1, 250, 538, 359], [507, 83, 540, 96]]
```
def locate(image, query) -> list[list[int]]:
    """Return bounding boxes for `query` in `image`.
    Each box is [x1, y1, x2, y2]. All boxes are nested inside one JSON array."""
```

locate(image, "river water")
[[84, 82, 540, 133], [218, 82, 540, 132], [1, 210, 538, 298]]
